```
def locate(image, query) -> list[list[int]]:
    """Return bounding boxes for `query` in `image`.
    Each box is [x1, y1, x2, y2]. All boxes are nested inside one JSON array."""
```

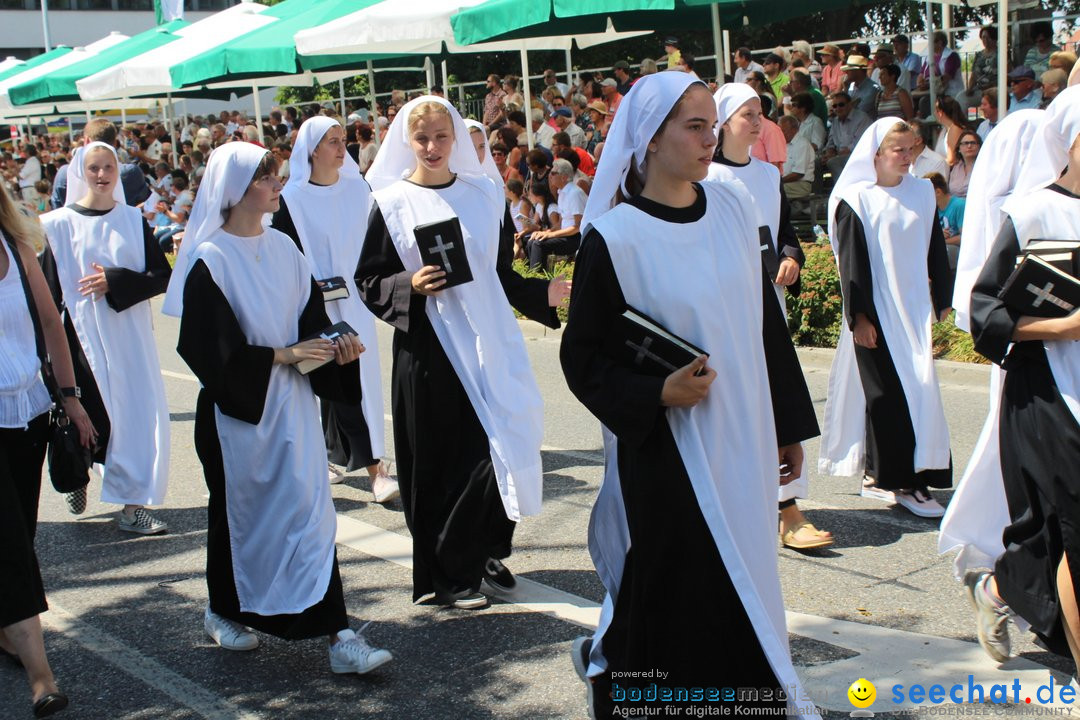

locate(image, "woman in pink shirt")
[[819, 44, 845, 96]]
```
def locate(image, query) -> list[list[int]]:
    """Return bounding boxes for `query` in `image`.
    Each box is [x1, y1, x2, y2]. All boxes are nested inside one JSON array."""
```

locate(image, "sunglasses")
[[832, 102, 848, 108]]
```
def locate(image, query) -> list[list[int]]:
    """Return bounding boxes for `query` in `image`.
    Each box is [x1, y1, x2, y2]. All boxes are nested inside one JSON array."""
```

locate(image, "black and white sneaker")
[[571, 637, 597, 720], [118, 508, 168, 535], [484, 558, 516, 592], [65, 486, 87, 515]]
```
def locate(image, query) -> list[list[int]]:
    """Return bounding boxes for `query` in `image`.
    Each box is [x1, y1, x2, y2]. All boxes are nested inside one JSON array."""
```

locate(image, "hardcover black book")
[[604, 305, 708, 378], [999, 255, 1080, 318], [1016, 240, 1080, 276], [758, 226, 780, 280], [317, 276, 349, 301], [414, 217, 473, 289], [292, 321, 358, 375]]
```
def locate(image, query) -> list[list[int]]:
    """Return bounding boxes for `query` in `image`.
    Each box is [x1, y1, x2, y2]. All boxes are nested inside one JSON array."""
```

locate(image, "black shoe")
[[33, 692, 69, 718], [483, 558, 516, 592], [571, 637, 597, 720], [64, 487, 87, 515]]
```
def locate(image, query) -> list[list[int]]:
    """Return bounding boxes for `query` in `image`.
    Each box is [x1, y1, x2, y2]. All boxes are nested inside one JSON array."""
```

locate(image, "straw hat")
[[819, 44, 840, 58], [842, 55, 870, 71], [586, 100, 612, 115]]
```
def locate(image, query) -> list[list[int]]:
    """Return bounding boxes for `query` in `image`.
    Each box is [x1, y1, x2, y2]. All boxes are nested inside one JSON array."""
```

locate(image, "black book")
[[758, 226, 780, 279], [414, 217, 473, 289], [604, 305, 708, 378], [317, 276, 349, 301], [999, 255, 1080, 318], [1016, 240, 1080, 276], [291, 321, 358, 375]]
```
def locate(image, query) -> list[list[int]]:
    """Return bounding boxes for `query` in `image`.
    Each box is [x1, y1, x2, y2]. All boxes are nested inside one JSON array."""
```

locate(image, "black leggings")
[[0, 413, 50, 627]]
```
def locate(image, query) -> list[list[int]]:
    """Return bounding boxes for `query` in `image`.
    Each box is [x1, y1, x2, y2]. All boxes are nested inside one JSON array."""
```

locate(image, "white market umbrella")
[[0, 33, 130, 113]]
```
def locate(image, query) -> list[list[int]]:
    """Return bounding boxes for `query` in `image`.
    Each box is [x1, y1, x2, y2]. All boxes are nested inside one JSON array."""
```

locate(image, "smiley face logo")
[[848, 678, 876, 709]]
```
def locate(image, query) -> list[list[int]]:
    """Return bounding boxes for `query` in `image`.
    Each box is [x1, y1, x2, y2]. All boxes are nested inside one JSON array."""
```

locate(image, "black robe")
[[39, 205, 170, 464], [272, 196, 376, 471], [559, 190, 819, 717], [177, 259, 362, 640], [356, 192, 558, 603], [833, 199, 954, 490], [970, 185, 1080, 657]]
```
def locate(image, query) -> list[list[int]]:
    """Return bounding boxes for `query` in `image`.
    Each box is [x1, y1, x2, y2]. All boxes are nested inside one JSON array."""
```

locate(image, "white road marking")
[[42, 603, 260, 720]]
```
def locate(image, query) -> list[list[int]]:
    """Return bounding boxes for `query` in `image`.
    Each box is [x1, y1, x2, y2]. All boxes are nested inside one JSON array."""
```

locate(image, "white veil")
[[66, 141, 126, 207], [463, 118, 502, 186], [286, 115, 361, 187]]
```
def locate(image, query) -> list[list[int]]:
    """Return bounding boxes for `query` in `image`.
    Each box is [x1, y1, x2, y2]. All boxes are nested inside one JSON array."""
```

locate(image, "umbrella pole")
[[710, 4, 723, 82], [441, 59, 449, 98], [565, 48, 572, 92], [252, 84, 263, 139], [367, 60, 380, 152], [723, 29, 732, 77], [120, 107, 126, 127], [997, 0, 1008, 120], [166, 92, 178, 168], [425, 57, 435, 92], [339, 79, 346, 117], [25, 116, 32, 148], [925, 0, 937, 123], [520, 44, 533, 151]]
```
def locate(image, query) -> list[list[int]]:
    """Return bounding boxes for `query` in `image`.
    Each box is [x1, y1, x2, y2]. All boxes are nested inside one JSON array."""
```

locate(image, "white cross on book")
[[1026, 281, 1075, 312], [429, 234, 455, 273]]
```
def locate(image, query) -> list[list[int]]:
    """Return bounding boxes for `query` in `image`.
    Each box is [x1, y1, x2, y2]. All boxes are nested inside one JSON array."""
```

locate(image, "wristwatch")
[[59, 386, 81, 399]]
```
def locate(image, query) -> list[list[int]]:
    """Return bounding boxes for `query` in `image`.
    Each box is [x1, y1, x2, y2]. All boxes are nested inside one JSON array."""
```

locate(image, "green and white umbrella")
[[0, 33, 129, 114], [0, 47, 72, 86]]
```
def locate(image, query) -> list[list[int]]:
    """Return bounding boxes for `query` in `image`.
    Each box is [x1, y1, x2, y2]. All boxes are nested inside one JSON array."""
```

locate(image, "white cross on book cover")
[[414, 217, 474, 289], [603, 305, 708, 378], [999, 254, 1080, 318]]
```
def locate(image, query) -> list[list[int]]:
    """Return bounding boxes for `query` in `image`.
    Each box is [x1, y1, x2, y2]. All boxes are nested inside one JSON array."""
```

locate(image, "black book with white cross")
[[604, 305, 709, 379], [414, 217, 474, 289], [999, 254, 1080, 318]]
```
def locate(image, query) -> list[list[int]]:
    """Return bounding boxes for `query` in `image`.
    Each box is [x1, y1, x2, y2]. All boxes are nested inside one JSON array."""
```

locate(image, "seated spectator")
[[843, 55, 879, 117], [762, 53, 789, 105], [584, 100, 610, 155], [917, 31, 964, 101], [506, 178, 532, 241], [551, 107, 585, 148], [965, 26, 999, 105], [823, 91, 871, 176], [893, 34, 923, 90], [551, 131, 594, 178], [531, 108, 556, 149], [933, 95, 966, 163], [525, 148, 552, 185], [734, 46, 765, 85], [778, 115, 814, 200], [33, 178, 51, 214], [1007, 65, 1043, 111], [872, 43, 911, 91], [1042, 68, 1067, 107], [790, 93, 826, 152], [786, 69, 827, 124], [875, 63, 914, 120], [751, 116, 787, 172], [1050, 50, 1077, 78], [818, 44, 844, 96], [491, 142, 518, 184], [524, 158, 584, 270], [745, 71, 776, 119], [976, 88, 1005, 140], [909, 118, 949, 178], [556, 149, 592, 195], [926, 171, 964, 273], [612, 60, 634, 95], [1024, 21, 1059, 76], [600, 78, 624, 117], [356, 126, 377, 174], [152, 171, 193, 253], [514, 179, 558, 257], [948, 129, 981, 198], [677, 51, 699, 79], [638, 58, 658, 77]]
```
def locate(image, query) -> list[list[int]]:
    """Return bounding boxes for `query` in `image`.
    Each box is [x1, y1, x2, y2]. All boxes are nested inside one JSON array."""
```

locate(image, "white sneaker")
[[329, 625, 393, 675], [372, 473, 400, 504], [204, 607, 259, 651], [963, 571, 1012, 663], [329, 464, 345, 485], [894, 488, 945, 518], [860, 477, 895, 503]]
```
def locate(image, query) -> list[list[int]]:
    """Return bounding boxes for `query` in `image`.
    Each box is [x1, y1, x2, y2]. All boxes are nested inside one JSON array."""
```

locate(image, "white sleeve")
[[560, 187, 587, 222]]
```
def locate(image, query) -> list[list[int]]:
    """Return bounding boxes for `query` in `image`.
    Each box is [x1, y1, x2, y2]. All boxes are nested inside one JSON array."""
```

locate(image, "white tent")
[[0, 33, 129, 113]]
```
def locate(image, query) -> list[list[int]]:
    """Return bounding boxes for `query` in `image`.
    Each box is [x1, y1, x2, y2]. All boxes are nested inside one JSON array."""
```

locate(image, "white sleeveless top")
[[0, 235, 52, 428]]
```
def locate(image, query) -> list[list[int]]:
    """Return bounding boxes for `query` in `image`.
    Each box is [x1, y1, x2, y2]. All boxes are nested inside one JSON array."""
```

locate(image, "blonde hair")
[[0, 185, 44, 251], [407, 101, 453, 134], [877, 121, 914, 154]]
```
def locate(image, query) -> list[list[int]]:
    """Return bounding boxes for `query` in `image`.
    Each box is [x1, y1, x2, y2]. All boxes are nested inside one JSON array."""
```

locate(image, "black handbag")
[[5, 234, 93, 493]]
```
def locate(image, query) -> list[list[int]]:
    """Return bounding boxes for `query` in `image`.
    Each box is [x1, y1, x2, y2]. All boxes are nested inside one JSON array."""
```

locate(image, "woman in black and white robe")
[[560, 71, 820, 720], [968, 86, 1080, 667], [818, 119, 954, 518], [356, 96, 570, 609], [706, 83, 829, 550], [163, 141, 392, 675], [270, 115, 397, 503], [39, 141, 171, 531]]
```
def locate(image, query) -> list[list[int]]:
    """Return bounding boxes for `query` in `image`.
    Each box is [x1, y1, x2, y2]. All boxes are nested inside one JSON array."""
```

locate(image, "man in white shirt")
[[17, 146, 42, 203], [791, 93, 826, 152], [908, 118, 949, 178], [526, 158, 584, 270], [531, 108, 556, 149], [779, 116, 814, 200], [976, 88, 1003, 140], [733, 47, 765, 85], [551, 107, 585, 148], [542, 68, 569, 101]]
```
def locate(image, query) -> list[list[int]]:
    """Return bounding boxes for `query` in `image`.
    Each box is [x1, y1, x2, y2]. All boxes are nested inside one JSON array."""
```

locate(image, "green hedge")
[[786, 241, 987, 364]]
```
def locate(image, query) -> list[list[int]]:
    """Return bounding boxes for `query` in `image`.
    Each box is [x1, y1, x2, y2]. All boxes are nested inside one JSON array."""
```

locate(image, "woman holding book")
[[965, 86, 1080, 668], [270, 116, 397, 504], [163, 142, 392, 675], [707, 83, 830, 551], [818, 119, 954, 517], [560, 72, 820, 719], [39, 141, 171, 530], [356, 96, 570, 609]]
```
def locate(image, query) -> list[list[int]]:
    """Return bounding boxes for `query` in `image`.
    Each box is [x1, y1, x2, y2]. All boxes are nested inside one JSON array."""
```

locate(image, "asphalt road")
[[2, 304, 1073, 720]]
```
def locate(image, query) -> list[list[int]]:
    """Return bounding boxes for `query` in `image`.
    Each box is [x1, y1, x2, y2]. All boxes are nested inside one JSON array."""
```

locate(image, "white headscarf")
[[1010, 84, 1080, 198], [364, 95, 488, 194], [827, 117, 914, 240], [952, 109, 1043, 331], [713, 82, 760, 137], [463, 118, 502, 187], [581, 71, 704, 234], [66, 141, 125, 207], [162, 141, 271, 317], [287, 115, 360, 187]]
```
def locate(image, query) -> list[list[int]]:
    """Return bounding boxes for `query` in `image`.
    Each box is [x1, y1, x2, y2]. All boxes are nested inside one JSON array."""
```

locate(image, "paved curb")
[[519, 320, 992, 389]]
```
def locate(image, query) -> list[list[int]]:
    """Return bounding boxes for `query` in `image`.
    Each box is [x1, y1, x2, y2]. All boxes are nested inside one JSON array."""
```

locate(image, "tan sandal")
[[781, 521, 835, 550]]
